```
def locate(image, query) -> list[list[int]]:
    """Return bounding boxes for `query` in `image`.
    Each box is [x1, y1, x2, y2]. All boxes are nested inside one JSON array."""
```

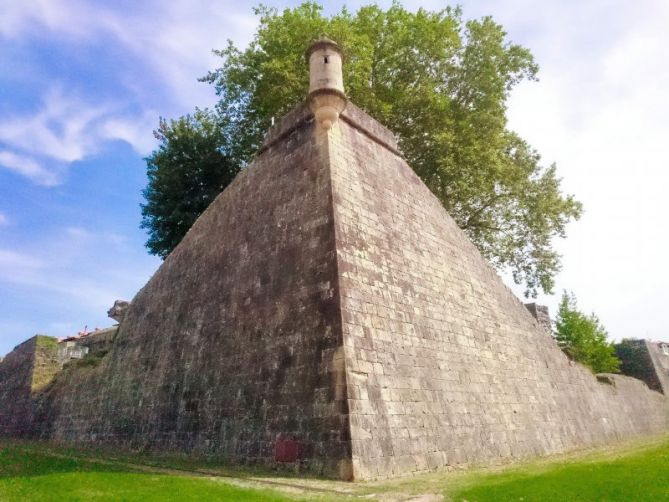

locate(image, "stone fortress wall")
[[0, 40, 667, 480]]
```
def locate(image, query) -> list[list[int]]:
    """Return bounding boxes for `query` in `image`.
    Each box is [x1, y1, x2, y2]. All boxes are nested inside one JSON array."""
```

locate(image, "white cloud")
[[65, 226, 127, 246], [0, 213, 9, 226], [0, 1, 261, 188], [99, 113, 157, 156], [0, 150, 60, 186], [127, 4, 257, 107], [0, 88, 109, 163], [0, 0, 257, 108], [0, 87, 158, 185], [0, 249, 44, 271]]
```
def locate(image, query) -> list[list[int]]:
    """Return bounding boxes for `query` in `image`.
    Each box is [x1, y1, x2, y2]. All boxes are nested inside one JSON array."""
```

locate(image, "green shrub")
[[554, 291, 620, 374]]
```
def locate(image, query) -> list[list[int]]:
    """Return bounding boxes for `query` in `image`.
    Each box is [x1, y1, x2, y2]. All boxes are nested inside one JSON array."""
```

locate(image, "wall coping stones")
[[259, 100, 402, 160]]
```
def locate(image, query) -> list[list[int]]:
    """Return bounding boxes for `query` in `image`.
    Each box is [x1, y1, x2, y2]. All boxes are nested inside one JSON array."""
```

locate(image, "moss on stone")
[[34, 335, 58, 348], [31, 336, 61, 392]]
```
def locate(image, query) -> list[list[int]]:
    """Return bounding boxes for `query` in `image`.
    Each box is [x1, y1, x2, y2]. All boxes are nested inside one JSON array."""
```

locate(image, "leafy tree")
[[143, 2, 582, 296], [141, 109, 240, 258], [554, 291, 620, 374]]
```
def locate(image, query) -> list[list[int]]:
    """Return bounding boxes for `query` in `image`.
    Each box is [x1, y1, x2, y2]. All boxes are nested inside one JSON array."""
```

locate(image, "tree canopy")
[[554, 291, 620, 374], [142, 2, 582, 296], [141, 110, 240, 258]]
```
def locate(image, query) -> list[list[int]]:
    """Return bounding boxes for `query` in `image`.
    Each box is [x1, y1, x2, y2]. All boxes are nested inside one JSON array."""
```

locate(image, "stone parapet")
[[340, 102, 400, 155], [259, 102, 312, 153], [524, 303, 552, 334]]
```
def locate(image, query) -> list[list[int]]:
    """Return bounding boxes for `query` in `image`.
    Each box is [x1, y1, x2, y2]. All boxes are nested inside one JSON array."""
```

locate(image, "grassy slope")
[[449, 438, 669, 502], [0, 446, 293, 502], [1, 436, 668, 501]]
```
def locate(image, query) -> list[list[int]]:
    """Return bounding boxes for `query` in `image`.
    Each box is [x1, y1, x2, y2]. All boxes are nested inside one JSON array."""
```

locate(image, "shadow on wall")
[[616, 339, 669, 395]]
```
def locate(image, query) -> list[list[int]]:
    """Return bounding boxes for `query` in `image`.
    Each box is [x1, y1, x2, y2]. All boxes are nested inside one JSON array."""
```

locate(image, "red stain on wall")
[[275, 439, 300, 462]]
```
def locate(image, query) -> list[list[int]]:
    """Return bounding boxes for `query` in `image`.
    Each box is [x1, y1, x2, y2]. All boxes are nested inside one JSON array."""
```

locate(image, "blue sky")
[[1, 0, 668, 355]]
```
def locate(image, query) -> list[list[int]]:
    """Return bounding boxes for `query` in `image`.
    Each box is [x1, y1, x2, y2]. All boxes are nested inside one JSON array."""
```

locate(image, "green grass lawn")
[[448, 438, 669, 501], [1, 436, 668, 501], [0, 445, 293, 501]]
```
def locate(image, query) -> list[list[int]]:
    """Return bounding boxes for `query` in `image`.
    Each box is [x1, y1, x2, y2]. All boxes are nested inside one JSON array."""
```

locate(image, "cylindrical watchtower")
[[306, 38, 347, 130]]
